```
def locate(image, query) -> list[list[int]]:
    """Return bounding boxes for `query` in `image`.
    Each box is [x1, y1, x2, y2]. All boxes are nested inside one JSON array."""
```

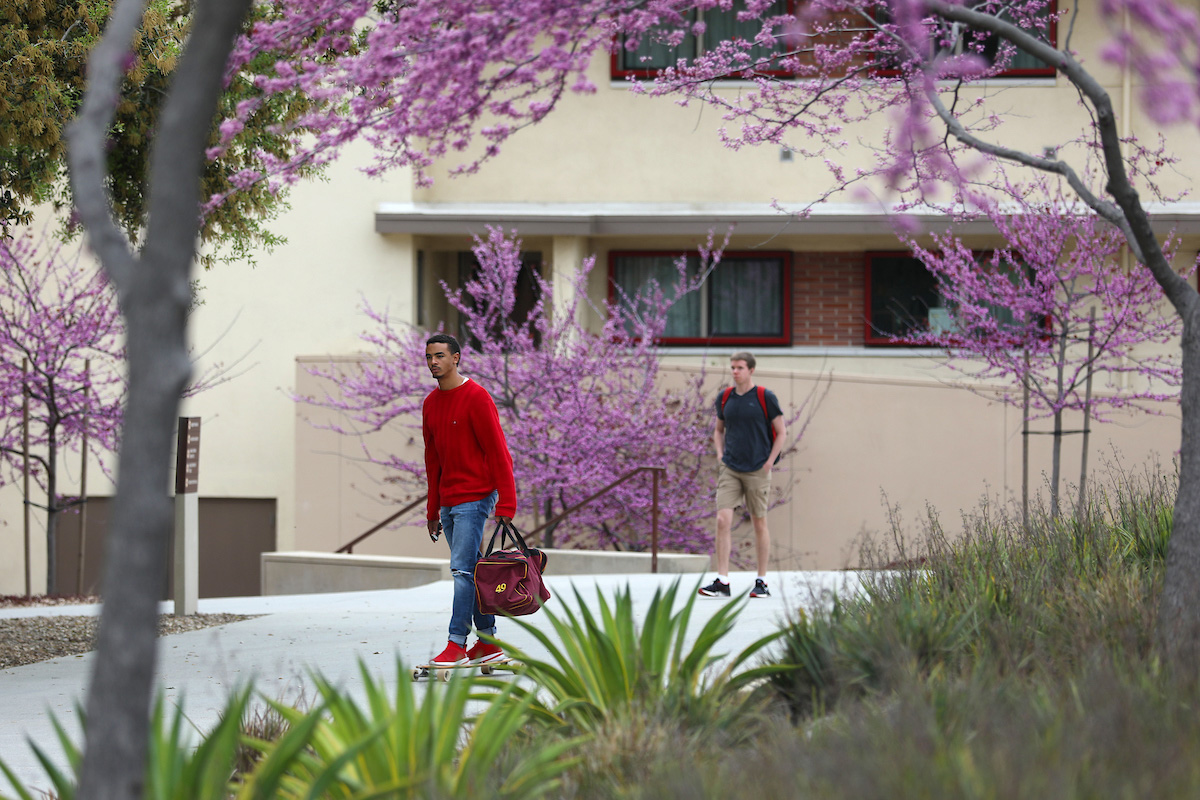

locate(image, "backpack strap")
[[720, 387, 733, 415], [756, 385, 774, 441]]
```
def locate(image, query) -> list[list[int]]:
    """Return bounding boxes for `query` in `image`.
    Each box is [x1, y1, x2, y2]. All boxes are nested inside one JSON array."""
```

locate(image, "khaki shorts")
[[716, 463, 771, 518]]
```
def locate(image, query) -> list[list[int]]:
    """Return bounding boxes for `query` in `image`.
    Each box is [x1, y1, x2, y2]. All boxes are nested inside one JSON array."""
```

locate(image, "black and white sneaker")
[[698, 578, 731, 597], [749, 578, 770, 598]]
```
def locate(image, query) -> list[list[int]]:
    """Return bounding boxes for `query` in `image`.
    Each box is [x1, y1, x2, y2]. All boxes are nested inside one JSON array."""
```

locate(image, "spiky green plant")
[[496, 579, 791, 733], [235, 661, 578, 800], [0, 689, 252, 800]]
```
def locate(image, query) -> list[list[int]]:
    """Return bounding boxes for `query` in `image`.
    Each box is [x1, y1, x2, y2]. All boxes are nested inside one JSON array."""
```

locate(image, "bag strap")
[[756, 385, 775, 442], [484, 519, 533, 557]]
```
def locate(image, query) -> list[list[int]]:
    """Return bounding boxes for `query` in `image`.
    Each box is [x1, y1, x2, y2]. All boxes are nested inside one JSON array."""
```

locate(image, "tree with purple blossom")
[[625, 0, 1200, 663], [300, 227, 817, 555], [894, 176, 1186, 518], [0, 227, 123, 595]]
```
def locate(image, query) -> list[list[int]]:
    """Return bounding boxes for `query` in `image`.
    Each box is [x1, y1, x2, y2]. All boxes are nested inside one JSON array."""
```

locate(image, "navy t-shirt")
[[716, 387, 783, 473]]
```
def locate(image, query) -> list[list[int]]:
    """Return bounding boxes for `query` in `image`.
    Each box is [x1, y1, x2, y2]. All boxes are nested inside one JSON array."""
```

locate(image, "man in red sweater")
[[423, 333, 518, 667]]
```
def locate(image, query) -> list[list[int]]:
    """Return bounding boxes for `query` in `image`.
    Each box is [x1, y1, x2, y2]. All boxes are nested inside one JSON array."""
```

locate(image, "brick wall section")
[[792, 252, 865, 346]]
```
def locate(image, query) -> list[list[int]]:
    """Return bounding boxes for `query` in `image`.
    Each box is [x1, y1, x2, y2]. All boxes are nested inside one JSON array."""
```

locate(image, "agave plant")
[[235, 661, 579, 800], [0, 689, 253, 800], [495, 579, 792, 732]]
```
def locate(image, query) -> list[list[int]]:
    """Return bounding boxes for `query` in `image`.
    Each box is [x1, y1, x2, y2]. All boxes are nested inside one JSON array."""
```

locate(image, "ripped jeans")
[[439, 491, 498, 646]]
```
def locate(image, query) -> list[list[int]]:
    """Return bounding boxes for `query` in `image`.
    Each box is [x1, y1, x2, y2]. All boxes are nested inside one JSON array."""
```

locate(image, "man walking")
[[423, 333, 518, 666], [699, 351, 785, 599]]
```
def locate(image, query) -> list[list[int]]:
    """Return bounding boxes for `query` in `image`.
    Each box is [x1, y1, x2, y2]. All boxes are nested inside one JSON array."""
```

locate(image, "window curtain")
[[710, 258, 782, 336], [702, 1, 787, 63], [613, 255, 700, 338], [619, 14, 697, 71]]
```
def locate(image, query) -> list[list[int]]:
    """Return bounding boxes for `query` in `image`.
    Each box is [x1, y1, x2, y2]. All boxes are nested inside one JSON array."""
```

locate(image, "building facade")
[[0, 5, 1193, 595]]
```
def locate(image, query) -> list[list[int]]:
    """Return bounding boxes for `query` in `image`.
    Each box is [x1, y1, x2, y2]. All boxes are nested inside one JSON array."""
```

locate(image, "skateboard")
[[410, 658, 519, 682]]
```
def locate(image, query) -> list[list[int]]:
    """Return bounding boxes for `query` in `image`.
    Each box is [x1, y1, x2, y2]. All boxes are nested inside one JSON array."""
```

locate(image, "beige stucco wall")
[[292, 352, 1180, 570], [410, 4, 1200, 206]]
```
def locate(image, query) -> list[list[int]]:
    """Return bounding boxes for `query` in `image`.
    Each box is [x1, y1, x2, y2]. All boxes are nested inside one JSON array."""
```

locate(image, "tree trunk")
[[1050, 408, 1062, 519], [1158, 305, 1200, 667], [45, 431, 57, 595], [928, 0, 1200, 668], [67, 0, 253, 797], [1050, 326, 1069, 519], [1077, 309, 1097, 519]]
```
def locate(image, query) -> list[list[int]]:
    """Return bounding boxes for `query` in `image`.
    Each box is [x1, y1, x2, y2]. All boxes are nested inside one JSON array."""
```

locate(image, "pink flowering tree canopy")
[[0, 226, 234, 594], [891, 176, 1186, 514], [299, 228, 815, 556], [631, 0, 1200, 658], [0, 228, 124, 594]]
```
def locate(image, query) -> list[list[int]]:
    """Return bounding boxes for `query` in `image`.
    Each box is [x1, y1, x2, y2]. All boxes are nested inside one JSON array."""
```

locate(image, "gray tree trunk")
[[928, 0, 1200, 668], [66, 0, 253, 797], [1158, 310, 1200, 665], [46, 432, 57, 594]]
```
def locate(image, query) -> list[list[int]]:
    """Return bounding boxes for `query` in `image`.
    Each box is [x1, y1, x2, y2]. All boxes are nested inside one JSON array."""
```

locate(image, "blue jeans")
[[440, 492, 498, 646]]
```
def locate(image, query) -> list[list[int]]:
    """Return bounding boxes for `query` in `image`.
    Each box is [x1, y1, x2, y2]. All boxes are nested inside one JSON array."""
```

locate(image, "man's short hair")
[[730, 351, 756, 370], [426, 333, 461, 355]]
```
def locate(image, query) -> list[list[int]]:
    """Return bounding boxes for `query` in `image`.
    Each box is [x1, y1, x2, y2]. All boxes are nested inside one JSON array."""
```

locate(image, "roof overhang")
[[375, 201, 1200, 238]]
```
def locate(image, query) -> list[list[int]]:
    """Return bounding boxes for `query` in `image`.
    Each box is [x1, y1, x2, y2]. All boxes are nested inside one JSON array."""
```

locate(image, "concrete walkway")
[[0, 570, 872, 795]]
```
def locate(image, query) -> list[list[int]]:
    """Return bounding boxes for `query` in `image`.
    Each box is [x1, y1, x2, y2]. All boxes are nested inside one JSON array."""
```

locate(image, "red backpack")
[[720, 385, 780, 463]]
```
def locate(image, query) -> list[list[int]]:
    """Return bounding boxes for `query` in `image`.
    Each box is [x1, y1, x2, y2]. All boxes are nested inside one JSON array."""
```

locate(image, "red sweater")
[[422, 377, 517, 520]]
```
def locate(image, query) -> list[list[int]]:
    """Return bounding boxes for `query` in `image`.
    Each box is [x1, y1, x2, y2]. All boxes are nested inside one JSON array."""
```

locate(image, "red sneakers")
[[430, 641, 469, 667], [466, 639, 505, 664]]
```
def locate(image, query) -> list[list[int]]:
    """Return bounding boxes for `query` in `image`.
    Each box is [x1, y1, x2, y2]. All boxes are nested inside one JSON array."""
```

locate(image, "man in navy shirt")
[[699, 351, 786, 598]]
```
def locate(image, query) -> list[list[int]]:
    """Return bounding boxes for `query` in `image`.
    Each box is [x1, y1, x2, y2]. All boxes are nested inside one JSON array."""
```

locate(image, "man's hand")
[[427, 519, 442, 542]]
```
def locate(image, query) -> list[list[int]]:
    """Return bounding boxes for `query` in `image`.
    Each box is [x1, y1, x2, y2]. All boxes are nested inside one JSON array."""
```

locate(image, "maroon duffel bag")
[[474, 520, 551, 616]]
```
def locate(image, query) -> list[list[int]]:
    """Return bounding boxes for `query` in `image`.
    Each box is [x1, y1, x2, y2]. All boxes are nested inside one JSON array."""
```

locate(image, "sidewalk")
[[0, 570, 871, 795]]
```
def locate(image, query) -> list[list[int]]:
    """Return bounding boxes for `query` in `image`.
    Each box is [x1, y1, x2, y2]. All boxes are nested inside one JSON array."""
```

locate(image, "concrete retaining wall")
[[261, 549, 709, 596]]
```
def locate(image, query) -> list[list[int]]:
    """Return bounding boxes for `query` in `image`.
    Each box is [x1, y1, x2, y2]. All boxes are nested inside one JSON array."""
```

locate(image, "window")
[[612, 1, 792, 79], [456, 251, 544, 350], [865, 251, 1039, 346], [610, 251, 791, 345], [874, 2, 1057, 78], [865, 252, 942, 345]]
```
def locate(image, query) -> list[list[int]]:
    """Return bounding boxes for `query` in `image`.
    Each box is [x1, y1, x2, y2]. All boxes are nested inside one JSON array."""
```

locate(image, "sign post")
[[173, 417, 200, 616]]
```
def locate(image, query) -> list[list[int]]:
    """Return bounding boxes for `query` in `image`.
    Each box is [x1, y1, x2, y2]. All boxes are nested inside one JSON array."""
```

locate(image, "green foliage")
[[496, 580, 790, 733], [769, 465, 1174, 721], [235, 662, 579, 799], [0, 690, 253, 800], [0, 0, 323, 267], [1104, 468, 1176, 567]]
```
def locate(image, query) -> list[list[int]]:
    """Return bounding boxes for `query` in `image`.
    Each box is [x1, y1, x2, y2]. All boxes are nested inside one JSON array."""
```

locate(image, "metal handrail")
[[336, 466, 667, 571], [336, 495, 426, 554], [525, 466, 666, 572]]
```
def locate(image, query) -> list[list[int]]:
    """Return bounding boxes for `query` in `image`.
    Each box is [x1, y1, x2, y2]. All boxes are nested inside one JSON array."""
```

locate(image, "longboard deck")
[[411, 658, 519, 682]]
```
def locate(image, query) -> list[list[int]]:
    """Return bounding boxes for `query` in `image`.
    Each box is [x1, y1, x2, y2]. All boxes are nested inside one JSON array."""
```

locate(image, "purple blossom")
[[298, 229, 814, 556]]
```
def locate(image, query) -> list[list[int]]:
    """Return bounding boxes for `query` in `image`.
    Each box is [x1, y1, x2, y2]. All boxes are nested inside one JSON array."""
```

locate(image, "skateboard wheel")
[[437, 669, 451, 682], [481, 665, 493, 675], [412, 668, 422, 681]]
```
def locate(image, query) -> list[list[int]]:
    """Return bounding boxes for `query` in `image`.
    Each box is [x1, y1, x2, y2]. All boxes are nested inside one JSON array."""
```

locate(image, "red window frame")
[[609, 250, 793, 346], [864, 251, 938, 346], [611, 2, 1058, 82], [872, 1, 1059, 80], [611, 1, 797, 81], [864, 250, 1051, 347]]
